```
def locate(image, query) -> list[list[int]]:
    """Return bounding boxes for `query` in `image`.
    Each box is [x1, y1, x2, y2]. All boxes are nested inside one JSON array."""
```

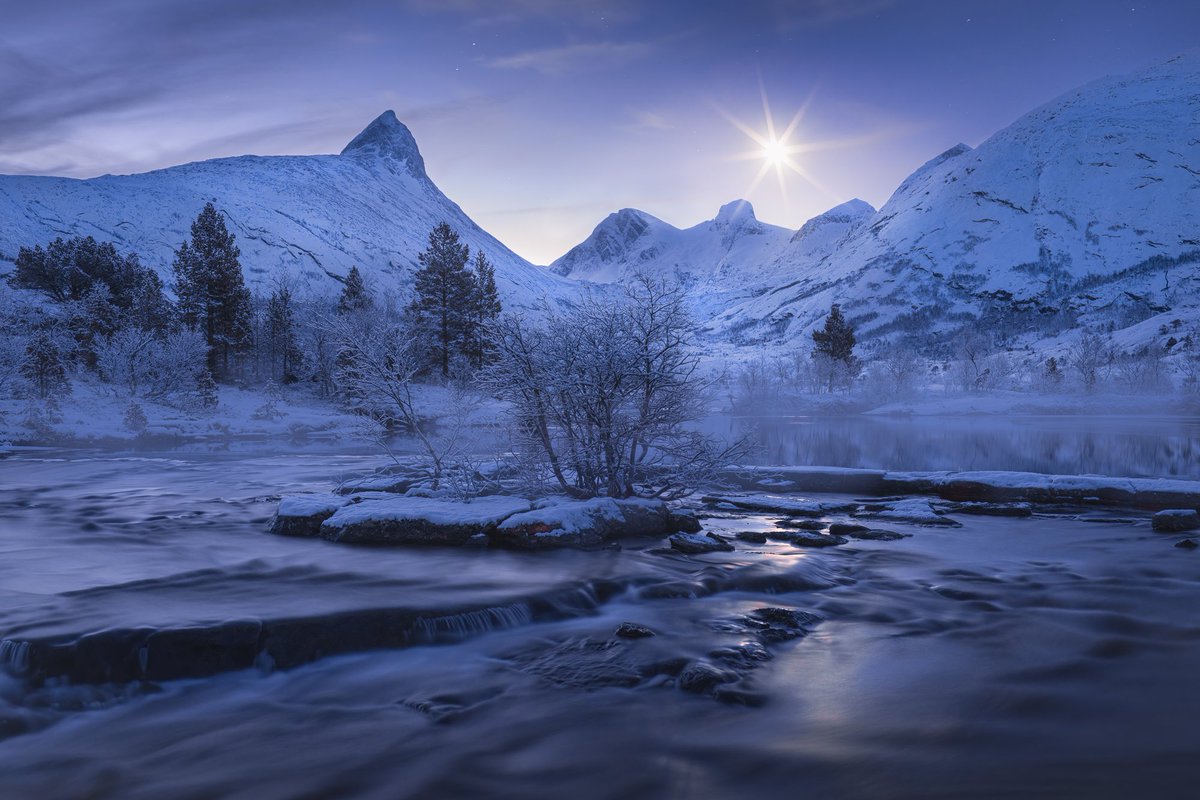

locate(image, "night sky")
[[3, 0, 1197, 264]]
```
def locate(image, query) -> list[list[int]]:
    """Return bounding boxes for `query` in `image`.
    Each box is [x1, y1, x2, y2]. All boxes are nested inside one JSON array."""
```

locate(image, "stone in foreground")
[[1152, 509, 1200, 532], [615, 622, 656, 639]]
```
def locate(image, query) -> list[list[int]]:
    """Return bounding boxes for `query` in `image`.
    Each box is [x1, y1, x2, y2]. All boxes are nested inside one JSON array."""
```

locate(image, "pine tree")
[[812, 304, 856, 364], [67, 284, 120, 369], [123, 401, 149, 434], [409, 222, 473, 378], [11, 236, 146, 306], [265, 283, 304, 383], [21, 331, 69, 399], [464, 250, 502, 369], [194, 368, 219, 408], [337, 266, 372, 314], [172, 203, 253, 381], [811, 304, 857, 392]]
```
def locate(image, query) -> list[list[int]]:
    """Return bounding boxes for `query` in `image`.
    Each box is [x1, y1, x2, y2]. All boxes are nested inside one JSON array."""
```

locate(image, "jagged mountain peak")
[[790, 198, 875, 245], [0, 111, 570, 312], [714, 198, 756, 225], [340, 110, 426, 177]]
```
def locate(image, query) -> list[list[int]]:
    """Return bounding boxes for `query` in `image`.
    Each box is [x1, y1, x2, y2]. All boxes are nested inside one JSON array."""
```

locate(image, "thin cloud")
[[627, 110, 673, 131], [767, 0, 898, 28], [485, 40, 655, 76]]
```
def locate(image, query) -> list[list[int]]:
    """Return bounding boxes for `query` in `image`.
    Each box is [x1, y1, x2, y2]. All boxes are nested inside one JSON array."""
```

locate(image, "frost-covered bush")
[[484, 276, 741, 499], [96, 328, 209, 401]]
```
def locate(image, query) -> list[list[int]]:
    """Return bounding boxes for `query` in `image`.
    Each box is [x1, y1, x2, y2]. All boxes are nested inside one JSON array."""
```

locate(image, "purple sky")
[[2, 0, 1197, 264]]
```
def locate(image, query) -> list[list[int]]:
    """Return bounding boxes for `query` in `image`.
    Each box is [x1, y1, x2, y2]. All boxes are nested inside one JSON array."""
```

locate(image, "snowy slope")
[[0, 112, 572, 310], [714, 52, 1200, 347], [551, 197, 874, 324]]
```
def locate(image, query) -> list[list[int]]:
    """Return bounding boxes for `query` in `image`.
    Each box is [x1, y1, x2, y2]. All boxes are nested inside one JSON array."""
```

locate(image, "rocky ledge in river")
[[270, 493, 699, 549]]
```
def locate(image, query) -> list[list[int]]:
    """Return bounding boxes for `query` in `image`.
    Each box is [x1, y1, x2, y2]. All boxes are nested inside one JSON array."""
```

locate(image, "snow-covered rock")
[[0, 111, 574, 313], [490, 496, 673, 549], [271, 494, 351, 537], [870, 498, 961, 527], [668, 532, 735, 554], [319, 495, 532, 546]]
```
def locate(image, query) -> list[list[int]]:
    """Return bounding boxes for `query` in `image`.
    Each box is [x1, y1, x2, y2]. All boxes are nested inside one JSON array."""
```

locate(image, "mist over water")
[[711, 414, 1200, 478]]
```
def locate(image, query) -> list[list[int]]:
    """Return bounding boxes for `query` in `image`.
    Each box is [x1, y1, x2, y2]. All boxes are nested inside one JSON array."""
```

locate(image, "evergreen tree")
[[21, 332, 69, 399], [811, 304, 857, 392], [812, 304, 856, 364], [265, 283, 304, 383], [194, 368, 220, 408], [409, 222, 473, 378], [67, 284, 121, 369], [11, 236, 145, 306], [128, 270, 172, 332], [337, 266, 372, 314], [464, 250, 502, 369], [172, 203, 253, 380], [123, 401, 149, 434]]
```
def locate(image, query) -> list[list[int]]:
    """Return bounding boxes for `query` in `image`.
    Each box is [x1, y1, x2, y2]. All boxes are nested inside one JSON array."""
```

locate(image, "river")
[[0, 426, 1198, 798]]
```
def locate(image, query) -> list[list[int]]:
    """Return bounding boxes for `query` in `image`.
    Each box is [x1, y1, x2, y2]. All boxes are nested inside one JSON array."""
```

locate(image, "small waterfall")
[[0, 640, 31, 675], [407, 603, 535, 643], [404, 579, 623, 645]]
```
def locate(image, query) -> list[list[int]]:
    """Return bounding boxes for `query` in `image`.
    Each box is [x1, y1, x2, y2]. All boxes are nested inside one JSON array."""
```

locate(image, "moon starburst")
[[720, 84, 829, 202]]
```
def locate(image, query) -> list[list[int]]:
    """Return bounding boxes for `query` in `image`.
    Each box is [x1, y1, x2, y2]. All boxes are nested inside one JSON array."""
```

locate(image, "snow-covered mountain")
[[0, 111, 572, 310], [711, 52, 1200, 348], [550, 197, 874, 326]]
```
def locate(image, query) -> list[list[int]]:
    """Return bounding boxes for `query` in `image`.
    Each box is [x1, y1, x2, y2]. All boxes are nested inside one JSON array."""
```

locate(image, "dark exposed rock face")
[[749, 607, 823, 629], [615, 622, 656, 639], [735, 531, 768, 544], [781, 531, 847, 548], [828, 522, 870, 535], [775, 518, 825, 531], [1175, 538, 1198, 550], [845, 528, 909, 541], [1153, 509, 1200, 532], [668, 511, 703, 533], [678, 661, 734, 694]]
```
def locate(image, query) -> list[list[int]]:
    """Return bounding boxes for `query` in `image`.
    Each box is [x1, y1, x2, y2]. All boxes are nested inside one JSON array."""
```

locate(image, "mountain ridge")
[[0, 111, 571, 311]]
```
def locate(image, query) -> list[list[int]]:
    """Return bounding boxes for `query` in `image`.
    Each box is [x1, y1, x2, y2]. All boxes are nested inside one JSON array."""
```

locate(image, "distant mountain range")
[[559, 51, 1200, 351], [2, 52, 1197, 353]]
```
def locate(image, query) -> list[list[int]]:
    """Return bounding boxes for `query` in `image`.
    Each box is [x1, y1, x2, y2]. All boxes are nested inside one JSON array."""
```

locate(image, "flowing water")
[[0, 425, 1199, 799]]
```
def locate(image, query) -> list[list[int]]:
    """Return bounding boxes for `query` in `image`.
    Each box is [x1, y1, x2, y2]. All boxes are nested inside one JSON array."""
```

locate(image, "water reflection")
[[708, 415, 1200, 478]]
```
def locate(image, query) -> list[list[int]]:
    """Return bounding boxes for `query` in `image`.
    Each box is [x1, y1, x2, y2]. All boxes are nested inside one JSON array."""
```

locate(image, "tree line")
[[2, 204, 503, 424]]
